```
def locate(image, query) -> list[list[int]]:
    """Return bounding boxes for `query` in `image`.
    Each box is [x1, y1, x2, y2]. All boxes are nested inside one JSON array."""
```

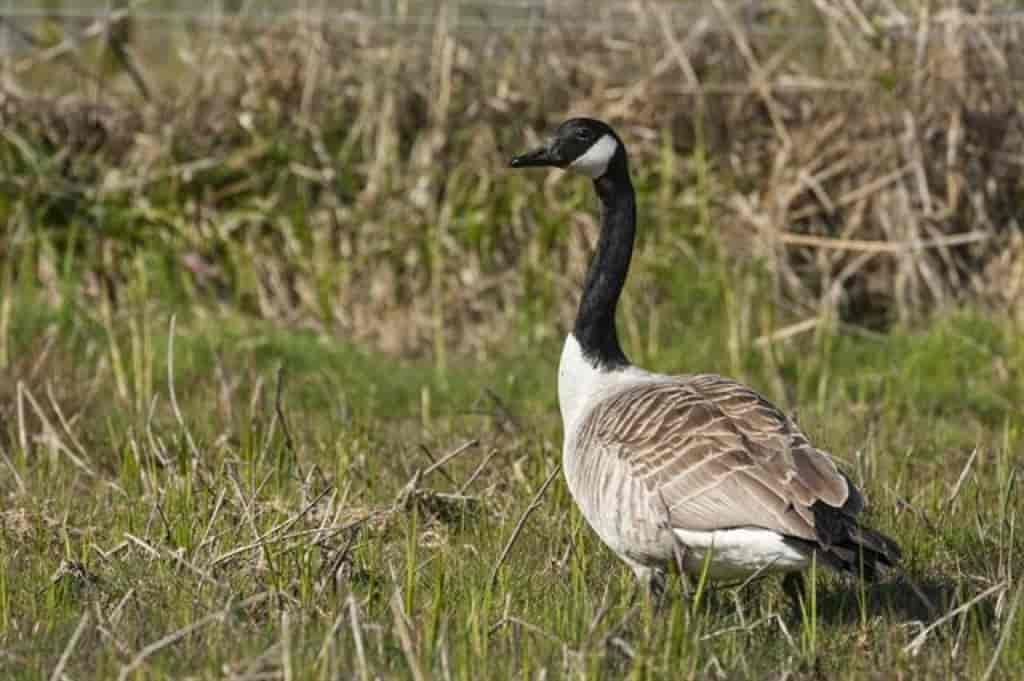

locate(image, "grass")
[[2, 256, 1023, 679], [2, 2, 1024, 679]]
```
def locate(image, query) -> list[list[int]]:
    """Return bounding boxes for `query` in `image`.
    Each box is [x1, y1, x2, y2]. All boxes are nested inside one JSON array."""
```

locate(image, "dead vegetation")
[[1, 1, 1022, 352]]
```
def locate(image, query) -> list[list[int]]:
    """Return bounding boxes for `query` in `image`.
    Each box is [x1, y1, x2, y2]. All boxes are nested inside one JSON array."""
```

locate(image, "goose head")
[[510, 118, 624, 180]]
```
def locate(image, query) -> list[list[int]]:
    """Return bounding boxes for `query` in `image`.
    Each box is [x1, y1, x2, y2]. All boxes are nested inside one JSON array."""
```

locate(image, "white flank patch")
[[672, 527, 810, 579], [569, 134, 618, 178]]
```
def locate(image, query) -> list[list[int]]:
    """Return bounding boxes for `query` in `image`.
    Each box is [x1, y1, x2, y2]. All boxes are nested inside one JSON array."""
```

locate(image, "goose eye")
[[575, 129, 592, 141]]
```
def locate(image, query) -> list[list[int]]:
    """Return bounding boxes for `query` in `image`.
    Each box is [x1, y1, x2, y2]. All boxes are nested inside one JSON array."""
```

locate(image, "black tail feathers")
[[808, 501, 902, 581]]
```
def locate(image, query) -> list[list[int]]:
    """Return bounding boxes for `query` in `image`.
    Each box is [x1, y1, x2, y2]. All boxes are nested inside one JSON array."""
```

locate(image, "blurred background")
[[2, 2, 1024, 679], [4, 0, 1022, 362]]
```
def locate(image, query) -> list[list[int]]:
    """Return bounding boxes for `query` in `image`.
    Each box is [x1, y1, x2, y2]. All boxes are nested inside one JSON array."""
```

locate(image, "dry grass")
[[2, 1, 1022, 359]]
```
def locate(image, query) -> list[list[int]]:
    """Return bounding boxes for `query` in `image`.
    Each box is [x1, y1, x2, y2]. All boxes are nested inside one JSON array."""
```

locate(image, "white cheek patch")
[[569, 134, 618, 178]]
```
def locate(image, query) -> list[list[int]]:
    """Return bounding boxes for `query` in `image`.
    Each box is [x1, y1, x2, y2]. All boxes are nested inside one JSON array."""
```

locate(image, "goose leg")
[[630, 563, 667, 608], [648, 569, 667, 608], [670, 539, 692, 599], [782, 572, 806, 615]]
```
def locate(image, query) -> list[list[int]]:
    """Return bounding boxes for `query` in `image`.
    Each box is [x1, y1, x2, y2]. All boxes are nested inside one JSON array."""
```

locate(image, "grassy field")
[[3, 279, 1024, 680], [2, 2, 1024, 679]]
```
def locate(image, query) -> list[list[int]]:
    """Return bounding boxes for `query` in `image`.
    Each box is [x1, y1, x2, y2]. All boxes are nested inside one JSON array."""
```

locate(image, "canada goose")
[[509, 118, 901, 600]]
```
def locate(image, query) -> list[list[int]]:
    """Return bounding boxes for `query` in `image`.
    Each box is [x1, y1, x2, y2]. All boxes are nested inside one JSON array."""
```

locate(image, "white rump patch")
[[569, 134, 618, 178], [672, 527, 810, 579]]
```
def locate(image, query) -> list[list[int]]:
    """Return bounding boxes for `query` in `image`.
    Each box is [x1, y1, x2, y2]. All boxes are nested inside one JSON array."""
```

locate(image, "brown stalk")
[[489, 464, 561, 587]]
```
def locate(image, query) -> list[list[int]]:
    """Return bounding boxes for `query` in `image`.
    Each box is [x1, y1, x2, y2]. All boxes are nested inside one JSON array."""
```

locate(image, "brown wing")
[[575, 374, 863, 543]]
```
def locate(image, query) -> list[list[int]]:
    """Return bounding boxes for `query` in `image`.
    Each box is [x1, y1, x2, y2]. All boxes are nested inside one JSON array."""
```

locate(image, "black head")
[[509, 118, 624, 179]]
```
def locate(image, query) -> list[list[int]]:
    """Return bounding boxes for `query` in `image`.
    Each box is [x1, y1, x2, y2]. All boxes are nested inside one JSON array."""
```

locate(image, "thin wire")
[[1, 2, 1024, 34]]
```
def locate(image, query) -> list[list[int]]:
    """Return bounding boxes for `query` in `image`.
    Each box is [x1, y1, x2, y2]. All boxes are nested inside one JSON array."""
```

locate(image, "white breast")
[[557, 334, 656, 439]]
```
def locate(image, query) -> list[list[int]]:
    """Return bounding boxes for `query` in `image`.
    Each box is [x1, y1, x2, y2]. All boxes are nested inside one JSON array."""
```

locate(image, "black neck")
[[573, 154, 634, 369]]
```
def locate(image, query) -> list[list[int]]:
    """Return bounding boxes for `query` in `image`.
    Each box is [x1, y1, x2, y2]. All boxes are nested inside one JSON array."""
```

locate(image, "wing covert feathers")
[[574, 373, 900, 577]]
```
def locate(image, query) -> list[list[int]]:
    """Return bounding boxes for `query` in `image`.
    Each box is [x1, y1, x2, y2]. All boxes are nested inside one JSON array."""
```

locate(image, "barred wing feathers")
[[575, 374, 900, 572]]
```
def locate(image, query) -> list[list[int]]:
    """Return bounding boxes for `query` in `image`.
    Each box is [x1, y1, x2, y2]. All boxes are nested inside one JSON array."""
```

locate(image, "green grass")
[[2, 261, 1022, 679]]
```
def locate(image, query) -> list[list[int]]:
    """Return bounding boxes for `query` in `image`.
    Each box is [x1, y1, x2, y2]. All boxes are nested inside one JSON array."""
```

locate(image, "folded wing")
[[575, 374, 899, 573]]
